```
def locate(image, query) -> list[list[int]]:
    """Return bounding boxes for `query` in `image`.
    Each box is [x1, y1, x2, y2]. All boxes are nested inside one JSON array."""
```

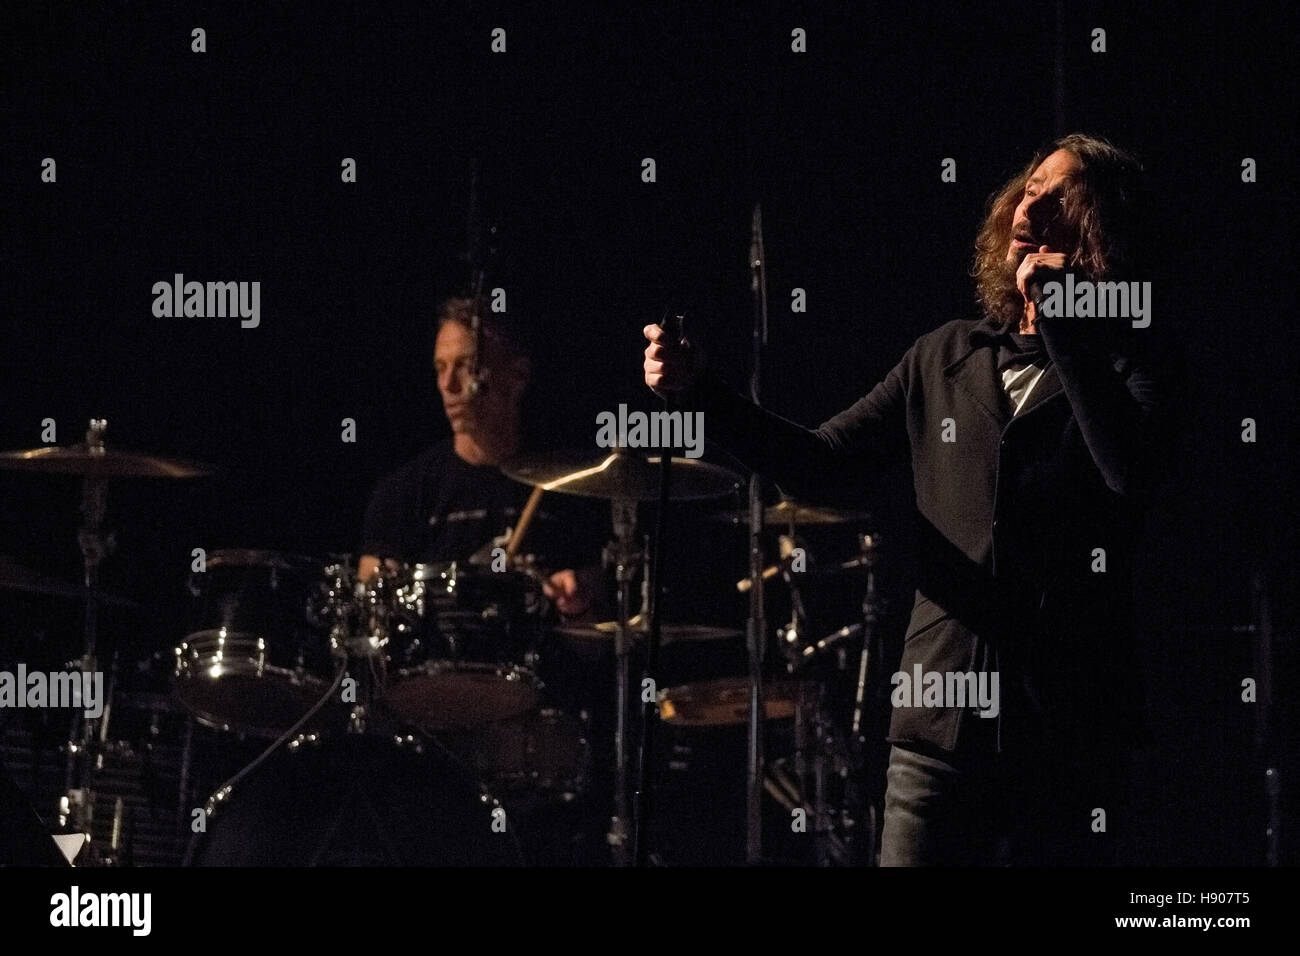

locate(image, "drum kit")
[[0, 421, 887, 867]]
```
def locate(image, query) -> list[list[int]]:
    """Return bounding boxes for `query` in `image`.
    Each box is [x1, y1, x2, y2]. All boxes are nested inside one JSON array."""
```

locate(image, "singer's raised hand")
[[643, 323, 704, 397]]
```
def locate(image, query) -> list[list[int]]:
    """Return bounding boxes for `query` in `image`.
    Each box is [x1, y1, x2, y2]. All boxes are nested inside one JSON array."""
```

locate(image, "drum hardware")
[[849, 534, 881, 748], [742, 203, 770, 865], [554, 618, 742, 645], [0, 420, 212, 863], [555, 528, 741, 646], [196, 660, 349, 826], [502, 449, 742, 502], [503, 446, 743, 865], [716, 498, 875, 530], [0, 425, 214, 479], [0, 554, 135, 607], [175, 549, 335, 738], [687, 515, 883, 865], [380, 561, 546, 731], [185, 729, 522, 867], [445, 707, 592, 804], [782, 531, 883, 864], [656, 677, 807, 726]]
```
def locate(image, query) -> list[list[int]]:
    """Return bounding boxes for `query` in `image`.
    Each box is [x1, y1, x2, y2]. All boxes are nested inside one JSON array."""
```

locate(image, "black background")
[[3, 1, 1297, 866]]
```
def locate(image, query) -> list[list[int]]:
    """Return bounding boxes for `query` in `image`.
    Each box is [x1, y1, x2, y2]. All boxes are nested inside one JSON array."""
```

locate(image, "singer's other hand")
[[643, 323, 704, 398]]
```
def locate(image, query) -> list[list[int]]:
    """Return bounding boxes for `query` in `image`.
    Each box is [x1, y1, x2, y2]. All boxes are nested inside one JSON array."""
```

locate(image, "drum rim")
[[393, 660, 540, 684]]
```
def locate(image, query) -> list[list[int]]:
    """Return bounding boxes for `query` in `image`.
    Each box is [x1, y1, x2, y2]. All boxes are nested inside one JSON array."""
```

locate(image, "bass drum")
[[185, 734, 522, 866]]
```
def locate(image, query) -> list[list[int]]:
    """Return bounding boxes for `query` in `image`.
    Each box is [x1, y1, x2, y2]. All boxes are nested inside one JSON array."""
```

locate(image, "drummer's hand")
[[543, 568, 595, 620], [358, 555, 400, 583], [643, 323, 704, 397]]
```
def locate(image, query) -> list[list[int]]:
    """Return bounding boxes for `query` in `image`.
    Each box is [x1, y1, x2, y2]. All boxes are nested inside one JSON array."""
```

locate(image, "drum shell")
[[383, 562, 546, 730], [174, 551, 332, 737]]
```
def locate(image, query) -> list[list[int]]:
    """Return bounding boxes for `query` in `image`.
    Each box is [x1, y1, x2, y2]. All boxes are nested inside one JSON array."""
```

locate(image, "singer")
[[644, 133, 1174, 865]]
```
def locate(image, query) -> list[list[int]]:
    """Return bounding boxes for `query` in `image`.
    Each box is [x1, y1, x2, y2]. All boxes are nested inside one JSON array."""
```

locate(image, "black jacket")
[[692, 314, 1173, 758]]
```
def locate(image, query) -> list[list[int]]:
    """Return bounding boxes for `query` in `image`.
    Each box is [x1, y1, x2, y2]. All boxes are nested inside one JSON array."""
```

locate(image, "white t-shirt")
[[1001, 362, 1047, 416]]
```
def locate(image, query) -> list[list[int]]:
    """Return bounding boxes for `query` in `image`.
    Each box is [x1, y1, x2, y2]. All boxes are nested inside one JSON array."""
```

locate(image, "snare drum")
[[382, 561, 546, 731], [174, 550, 333, 737]]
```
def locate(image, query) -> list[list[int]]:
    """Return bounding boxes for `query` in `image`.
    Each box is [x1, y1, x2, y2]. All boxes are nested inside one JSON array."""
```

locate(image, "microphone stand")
[[745, 204, 769, 864], [464, 158, 495, 397], [633, 311, 683, 867]]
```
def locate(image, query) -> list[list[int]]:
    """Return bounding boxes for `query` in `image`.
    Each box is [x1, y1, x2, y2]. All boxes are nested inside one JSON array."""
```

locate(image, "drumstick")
[[505, 485, 545, 561]]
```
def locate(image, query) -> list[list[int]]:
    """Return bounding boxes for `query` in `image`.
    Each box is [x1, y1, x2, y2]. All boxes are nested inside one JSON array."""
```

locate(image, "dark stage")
[[1, 0, 1296, 927]]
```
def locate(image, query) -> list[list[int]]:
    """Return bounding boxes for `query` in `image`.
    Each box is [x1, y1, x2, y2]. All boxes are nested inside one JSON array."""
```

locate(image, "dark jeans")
[[879, 723, 1127, 866]]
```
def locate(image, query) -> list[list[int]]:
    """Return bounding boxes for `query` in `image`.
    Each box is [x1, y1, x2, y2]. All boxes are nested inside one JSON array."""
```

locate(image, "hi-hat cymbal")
[[502, 449, 741, 502], [715, 498, 873, 527], [0, 555, 137, 607], [555, 615, 741, 646], [0, 445, 213, 478]]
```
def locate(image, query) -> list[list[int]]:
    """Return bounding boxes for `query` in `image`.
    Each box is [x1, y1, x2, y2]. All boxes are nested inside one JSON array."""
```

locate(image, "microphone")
[[1026, 276, 1047, 313], [662, 310, 684, 346]]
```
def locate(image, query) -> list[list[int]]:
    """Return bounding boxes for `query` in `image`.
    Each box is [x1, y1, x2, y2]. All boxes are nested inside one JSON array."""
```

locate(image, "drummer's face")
[[434, 321, 525, 435]]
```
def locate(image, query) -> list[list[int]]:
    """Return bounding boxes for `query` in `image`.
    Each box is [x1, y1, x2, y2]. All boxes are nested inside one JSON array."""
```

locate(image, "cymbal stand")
[[603, 497, 640, 866], [60, 419, 114, 856], [777, 532, 809, 662], [849, 532, 881, 863], [850, 533, 880, 743]]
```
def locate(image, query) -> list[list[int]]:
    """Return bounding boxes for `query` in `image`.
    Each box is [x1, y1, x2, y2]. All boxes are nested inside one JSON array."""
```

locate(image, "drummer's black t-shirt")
[[361, 440, 604, 571]]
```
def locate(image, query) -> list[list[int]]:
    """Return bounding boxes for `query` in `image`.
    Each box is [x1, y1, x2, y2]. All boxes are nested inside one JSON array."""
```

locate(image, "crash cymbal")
[[715, 498, 873, 527], [0, 555, 137, 607], [555, 615, 742, 645], [656, 677, 810, 726], [0, 445, 212, 478], [502, 449, 741, 502]]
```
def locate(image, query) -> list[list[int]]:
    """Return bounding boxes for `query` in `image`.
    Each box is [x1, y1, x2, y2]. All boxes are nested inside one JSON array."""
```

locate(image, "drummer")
[[358, 296, 602, 621]]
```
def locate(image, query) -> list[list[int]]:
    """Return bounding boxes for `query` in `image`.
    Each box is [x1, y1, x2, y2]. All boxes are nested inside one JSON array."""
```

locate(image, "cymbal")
[[657, 677, 810, 726], [0, 555, 136, 607], [555, 615, 742, 645], [0, 444, 213, 478], [502, 449, 741, 502], [715, 498, 873, 527]]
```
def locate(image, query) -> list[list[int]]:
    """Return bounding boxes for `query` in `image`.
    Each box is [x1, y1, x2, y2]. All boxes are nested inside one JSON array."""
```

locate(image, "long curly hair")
[[972, 133, 1146, 328]]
